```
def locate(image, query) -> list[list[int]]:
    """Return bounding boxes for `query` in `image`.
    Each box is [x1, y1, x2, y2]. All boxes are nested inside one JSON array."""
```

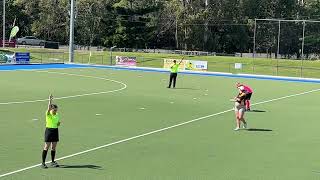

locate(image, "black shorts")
[[44, 128, 59, 142], [170, 73, 178, 78], [246, 93, 252, 100]]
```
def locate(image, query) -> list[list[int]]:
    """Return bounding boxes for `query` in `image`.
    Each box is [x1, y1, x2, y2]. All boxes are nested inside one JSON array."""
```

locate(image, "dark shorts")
[[170, 73, 178, 77], [246, 93, 252, 100], [44, 128, 59, 142]]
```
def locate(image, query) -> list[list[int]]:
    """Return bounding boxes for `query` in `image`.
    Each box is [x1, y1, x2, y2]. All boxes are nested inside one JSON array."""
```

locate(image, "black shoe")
[[50, 161, 60, 168], [41, 163, 48, 169], [246, 108, 251, 111], [167, 86, 170, 88]]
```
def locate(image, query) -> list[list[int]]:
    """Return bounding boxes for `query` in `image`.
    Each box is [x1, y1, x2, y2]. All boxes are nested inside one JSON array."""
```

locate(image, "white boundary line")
[[0, 66, 90, 72], [1, 88, 319, 178], [0, 70, 127, 105]]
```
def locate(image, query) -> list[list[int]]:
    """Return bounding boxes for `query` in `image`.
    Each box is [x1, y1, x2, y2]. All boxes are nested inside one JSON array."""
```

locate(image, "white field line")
[[1, 88, 319, 178], [0, 71, 127, 105], [0, 66, 89, 72]]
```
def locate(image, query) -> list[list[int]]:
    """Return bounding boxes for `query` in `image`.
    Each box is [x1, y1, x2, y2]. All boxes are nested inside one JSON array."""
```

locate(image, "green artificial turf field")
[[0, 67, 320, 180]]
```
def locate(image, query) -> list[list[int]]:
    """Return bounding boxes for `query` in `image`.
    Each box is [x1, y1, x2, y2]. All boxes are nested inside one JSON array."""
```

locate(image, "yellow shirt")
[[187, 63, 193, 70], [171, 64, 179, 73], [46, 112, 60, 128]]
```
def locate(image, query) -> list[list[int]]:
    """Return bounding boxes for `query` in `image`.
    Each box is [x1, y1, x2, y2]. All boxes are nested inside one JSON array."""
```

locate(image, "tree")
[[0, 0, 31, 39], [3, 0, 320, 56], [75, 0, 105, 46], [15, 0, 69, 43], [108, 0, 159, 48]]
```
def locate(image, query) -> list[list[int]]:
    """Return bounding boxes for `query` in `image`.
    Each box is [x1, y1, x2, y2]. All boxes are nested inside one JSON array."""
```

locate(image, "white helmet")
[[238, 86, 244, 91]]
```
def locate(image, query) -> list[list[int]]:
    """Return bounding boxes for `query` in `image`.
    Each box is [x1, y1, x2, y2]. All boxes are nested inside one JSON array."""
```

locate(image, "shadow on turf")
[[246, 128, 273, 132], [172, 87, 199, 90], [59, 165, 102, 170], [247, 110, 266, 113]]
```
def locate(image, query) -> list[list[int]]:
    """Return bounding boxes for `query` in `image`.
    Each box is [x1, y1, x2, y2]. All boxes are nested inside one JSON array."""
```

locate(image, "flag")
[[9, 26, 19, 41]]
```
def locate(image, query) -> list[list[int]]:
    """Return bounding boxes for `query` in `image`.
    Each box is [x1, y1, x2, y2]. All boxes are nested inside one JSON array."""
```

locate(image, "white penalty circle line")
[[0, 70, 127, 105], [1, 88, 319, 178]]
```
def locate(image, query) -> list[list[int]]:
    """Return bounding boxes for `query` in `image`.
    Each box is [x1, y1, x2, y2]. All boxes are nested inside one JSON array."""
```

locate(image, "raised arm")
[[47, 94, 53, 115], [178, 57, 184, 65]]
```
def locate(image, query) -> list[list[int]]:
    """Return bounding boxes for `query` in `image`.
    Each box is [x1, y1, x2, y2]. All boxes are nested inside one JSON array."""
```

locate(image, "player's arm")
[[237, 93, 246, 101], [230, 94, 239, 101], [46, 94, 53, 115], [178, 57, 184, 65], [232, 93, 244, 101]]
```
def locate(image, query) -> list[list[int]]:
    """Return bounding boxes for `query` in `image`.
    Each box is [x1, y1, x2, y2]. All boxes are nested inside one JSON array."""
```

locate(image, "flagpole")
[[3, 0, 6, 48]]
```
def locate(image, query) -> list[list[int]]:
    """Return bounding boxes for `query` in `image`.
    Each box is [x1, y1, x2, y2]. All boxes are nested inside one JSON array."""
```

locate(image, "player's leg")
[[246, 93, 252, 110], [168, 73, 174, 88], [239, 108, 247, 129], [41, 142, 51, 168], [234, 110, 241, 131], [50, 142, 59, 167], [246, 100, 250, 110], [173, 73, 177, 88]]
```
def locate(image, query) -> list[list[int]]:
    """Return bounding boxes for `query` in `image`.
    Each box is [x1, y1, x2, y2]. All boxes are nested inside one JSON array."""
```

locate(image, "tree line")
[[2, 0, 320, 57]]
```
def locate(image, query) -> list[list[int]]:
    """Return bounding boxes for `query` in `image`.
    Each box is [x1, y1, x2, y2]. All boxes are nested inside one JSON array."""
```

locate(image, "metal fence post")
[[300, 60, 303, 78], [276, 58, 279, 76], [252, 58, 255, 73]]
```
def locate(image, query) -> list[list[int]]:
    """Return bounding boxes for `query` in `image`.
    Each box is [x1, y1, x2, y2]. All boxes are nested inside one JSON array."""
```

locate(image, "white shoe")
[[243, 123, 247, 129], [234, 127, 240, 131]]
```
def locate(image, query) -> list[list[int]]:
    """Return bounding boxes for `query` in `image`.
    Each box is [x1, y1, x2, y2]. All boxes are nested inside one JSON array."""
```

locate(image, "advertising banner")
[[185, 60, 207, 71], [15, 52, 30, 64], [163, 59, 185, 70], [116, 56, 137, 66], [164, 59, 207, 71]]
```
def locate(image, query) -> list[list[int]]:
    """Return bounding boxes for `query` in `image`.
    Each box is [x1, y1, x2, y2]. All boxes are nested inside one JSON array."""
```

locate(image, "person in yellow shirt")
[[167, 57, 183, 88], [41, 94, 61, 169], [186, 62, 193, 70]]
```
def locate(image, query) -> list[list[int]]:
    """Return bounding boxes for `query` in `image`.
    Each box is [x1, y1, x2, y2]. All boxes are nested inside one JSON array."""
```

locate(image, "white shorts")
[[234, 102, 246, 113]]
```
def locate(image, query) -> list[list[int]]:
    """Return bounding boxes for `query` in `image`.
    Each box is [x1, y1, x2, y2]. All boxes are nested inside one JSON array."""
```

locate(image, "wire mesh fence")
[[1, 49, 320, 78]]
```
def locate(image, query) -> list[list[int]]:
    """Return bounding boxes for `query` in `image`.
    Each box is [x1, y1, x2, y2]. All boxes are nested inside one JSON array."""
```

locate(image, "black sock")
[[42, 150, 48, 164], [51, 150, 56, 162]]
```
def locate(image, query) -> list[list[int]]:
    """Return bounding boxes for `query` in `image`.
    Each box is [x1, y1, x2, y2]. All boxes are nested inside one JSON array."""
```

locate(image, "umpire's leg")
[[172, 73, 177, 88], [168, 73, 174, 88]]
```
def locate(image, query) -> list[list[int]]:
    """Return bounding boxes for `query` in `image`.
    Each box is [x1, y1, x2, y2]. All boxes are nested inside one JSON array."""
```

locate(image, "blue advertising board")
[[15, 52, 30, 64]]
